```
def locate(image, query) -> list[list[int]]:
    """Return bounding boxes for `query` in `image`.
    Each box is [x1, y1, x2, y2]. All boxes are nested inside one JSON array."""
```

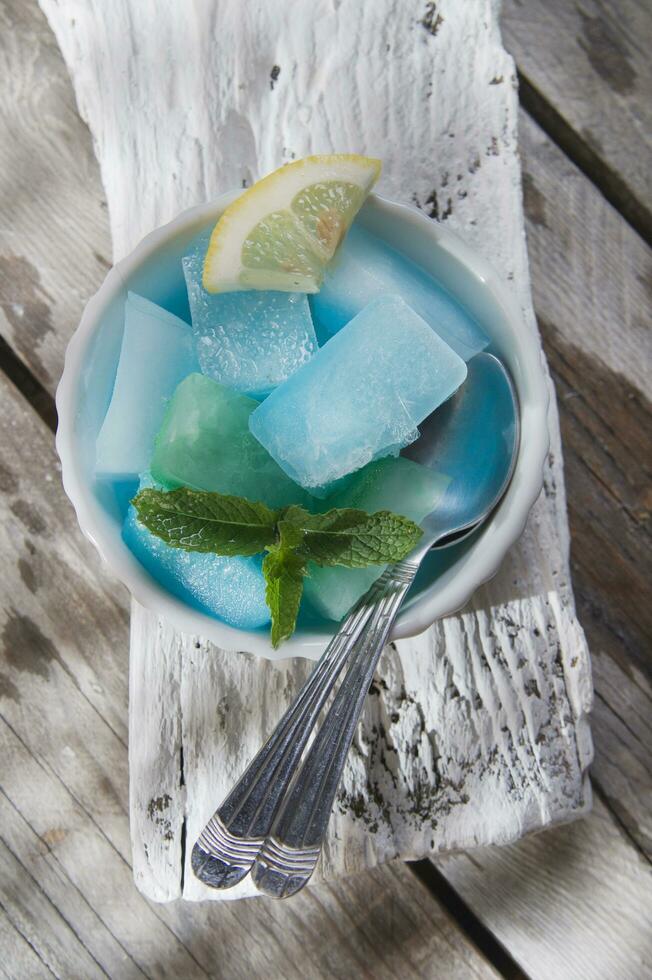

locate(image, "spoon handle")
[[251, 558, 419, 899], [191, 591, 381, 888]]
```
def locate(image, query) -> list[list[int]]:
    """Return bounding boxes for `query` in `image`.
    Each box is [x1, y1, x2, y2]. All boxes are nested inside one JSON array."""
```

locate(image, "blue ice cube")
[[123, 476, 270, 630], [304, 457, 450, 621], [96, 293, 199, 480], [183, 231, 317, 398], [249, 295, 467, 492], [310, 225, 488, 361]]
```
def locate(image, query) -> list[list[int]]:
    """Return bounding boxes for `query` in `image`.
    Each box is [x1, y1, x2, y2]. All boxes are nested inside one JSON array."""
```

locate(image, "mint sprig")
[[132, 488, 422, 647]]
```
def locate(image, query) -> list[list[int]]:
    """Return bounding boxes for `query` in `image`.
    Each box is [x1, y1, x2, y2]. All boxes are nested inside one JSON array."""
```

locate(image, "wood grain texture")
[[38, 0, 592, 900], [0, 374, 130, 746], [0, 0, 111, 392], [520, 110, 652, 398], [438, 796, 651, 980], [503, 0, 652, 240], [150, 858, 502, 980], [519, 110, 652, 860], [0, 383, 212, 978], [0, 835, 107, 980], [0, 784, 147, 979], [0, 909, 54, 980], [129, 609, 185, 903]]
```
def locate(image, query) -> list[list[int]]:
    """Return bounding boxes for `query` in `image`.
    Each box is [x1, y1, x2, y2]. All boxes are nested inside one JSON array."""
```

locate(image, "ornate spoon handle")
[[251, 559, 419, 898], [192, 595, 379, 888]]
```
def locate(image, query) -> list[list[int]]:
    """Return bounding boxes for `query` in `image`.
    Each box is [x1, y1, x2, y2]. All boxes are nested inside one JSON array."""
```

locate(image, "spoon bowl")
[[404, 352, 520, 555]]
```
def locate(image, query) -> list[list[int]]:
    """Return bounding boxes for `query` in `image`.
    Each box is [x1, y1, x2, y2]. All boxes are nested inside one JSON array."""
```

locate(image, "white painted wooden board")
[[41, 0, 593, 901]]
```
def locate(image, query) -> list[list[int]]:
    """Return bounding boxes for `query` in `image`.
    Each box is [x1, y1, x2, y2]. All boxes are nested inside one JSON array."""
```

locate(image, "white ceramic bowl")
[[56, 191, 549, 660]]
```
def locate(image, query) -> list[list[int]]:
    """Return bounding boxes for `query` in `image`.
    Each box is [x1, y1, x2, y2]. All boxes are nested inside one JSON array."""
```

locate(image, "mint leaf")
[[284, 507, 422, 567], [263, 545, 306, 647], [132, 488, 278, 556], [131, 487, 424, 647]]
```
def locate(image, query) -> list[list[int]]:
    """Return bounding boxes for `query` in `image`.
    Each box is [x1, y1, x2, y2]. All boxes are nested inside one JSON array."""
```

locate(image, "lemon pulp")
[[203, 155, 381, 294]]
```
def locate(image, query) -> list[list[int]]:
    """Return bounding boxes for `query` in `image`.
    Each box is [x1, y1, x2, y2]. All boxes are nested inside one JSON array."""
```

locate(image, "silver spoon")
[[191, 352, 519, 897]]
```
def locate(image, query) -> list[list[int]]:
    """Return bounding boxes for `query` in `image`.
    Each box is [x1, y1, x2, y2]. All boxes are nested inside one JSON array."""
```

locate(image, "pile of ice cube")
[[95, 222, 488, 630]]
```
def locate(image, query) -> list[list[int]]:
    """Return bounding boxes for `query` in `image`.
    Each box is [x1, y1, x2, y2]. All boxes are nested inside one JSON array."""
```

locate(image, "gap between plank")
[[517, 70, 652, 248], [407, 860, 531, 980], [0, 335, 57, 433], [179, 744, 187, 894]]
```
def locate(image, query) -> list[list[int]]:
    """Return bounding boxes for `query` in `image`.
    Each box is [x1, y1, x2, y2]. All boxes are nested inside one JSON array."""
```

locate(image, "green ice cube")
[[150, 373, 313, 510], [304, 456, 449, 621]]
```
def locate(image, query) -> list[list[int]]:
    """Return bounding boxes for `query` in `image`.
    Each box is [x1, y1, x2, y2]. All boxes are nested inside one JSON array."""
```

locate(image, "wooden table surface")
[[0, 0, 650, 977]]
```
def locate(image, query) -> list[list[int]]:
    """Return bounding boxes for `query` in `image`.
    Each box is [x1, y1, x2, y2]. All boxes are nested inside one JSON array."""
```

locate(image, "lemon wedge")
[[202, 154, 381, 294]]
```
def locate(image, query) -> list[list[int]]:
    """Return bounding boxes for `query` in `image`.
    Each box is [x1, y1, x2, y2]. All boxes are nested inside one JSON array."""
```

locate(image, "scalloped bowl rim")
[[56, 191, 549, 661]]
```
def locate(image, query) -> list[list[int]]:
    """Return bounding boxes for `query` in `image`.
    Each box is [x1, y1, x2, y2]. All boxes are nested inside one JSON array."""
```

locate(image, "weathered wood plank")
[[0, 368, 130, 746], [129, 607, 185, 903], [0, 3, 509, 972], [518, 109, 652, 859], [519, 109, 651, 411], [268, 861, 501, 980], [0, 389, 132, 864], [0, 909, 54, 980], [38, 0, 592, 900], [0, 782, 146, 979], [158, 859, 502, 980], [437, 796, 652, 980], [0, 0, 110, 392], [0, 714, 211, 978], [502, 0, 652, 241], [0, 0, 598, 922], [0, 836, 107, 980], [589, 650, 651, 858]]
